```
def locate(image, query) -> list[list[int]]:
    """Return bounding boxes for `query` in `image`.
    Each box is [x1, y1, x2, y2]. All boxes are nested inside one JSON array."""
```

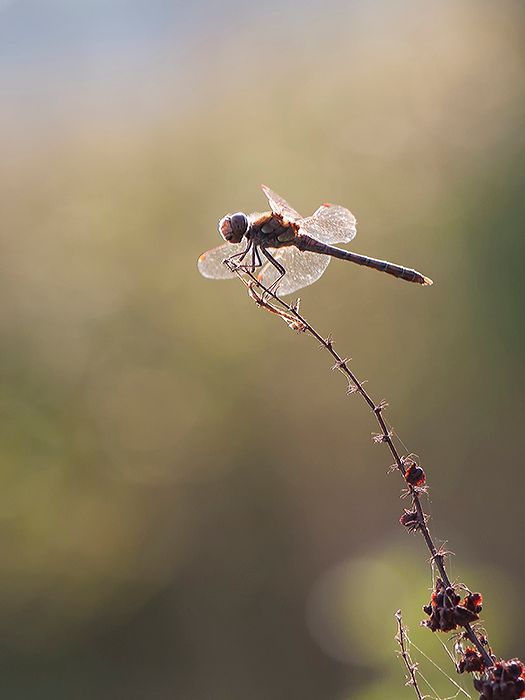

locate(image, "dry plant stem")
[[395, 610, 425, 700], [236, 269, 493, 669]]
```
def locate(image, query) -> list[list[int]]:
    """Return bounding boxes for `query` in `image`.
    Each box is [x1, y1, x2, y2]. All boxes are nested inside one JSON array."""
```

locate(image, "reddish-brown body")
[[246, 212, 299, 249], [198, 185, 433, 293]]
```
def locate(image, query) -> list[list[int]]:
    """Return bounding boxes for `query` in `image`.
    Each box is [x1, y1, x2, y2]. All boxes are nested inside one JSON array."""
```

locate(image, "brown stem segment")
[[234, 268, 492, 669], [395, 610, 425, 700]]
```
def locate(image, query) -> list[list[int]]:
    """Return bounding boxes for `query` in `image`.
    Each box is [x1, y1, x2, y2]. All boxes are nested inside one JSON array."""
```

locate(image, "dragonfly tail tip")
[[422, 276, 433, 286]]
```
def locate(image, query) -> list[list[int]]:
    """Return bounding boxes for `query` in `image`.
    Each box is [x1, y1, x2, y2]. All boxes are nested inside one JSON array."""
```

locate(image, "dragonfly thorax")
[[218, 212, 249, 244], [248, 212, 298, 248]]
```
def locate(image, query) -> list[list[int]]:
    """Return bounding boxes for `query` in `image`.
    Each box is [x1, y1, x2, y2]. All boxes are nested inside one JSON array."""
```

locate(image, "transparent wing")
[[197, 241, 246, 279], [257, 246, 331, 296], [261, 185, 302, 221], [298, 204, 357, 245]]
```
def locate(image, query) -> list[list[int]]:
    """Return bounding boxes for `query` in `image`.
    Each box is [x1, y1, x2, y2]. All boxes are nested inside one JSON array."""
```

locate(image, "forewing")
[[261, 185, 302, 221], [258, 246, 331, 296], [197, 242, 246, 279], [298, 204, 357, 244]]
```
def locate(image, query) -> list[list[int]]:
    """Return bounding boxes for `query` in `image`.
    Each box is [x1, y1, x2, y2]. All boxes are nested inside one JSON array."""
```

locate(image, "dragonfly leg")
[[254, 244, 263, 269], [260, 247, 286, 295], [249, 244, 257, 272], [225, 240, 252, 271], [234, 244, 267, 275]]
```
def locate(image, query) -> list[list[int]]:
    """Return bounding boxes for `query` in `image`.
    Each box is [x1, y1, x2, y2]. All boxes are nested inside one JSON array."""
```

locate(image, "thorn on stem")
[[372, 431, 392, 444], [331, 357, 350, 371], [433, 546, 455, 562], [290, 298, 301, 313]]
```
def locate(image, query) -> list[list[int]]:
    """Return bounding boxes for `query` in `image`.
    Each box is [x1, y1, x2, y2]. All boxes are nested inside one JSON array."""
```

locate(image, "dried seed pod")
[[458, 647, 486, 674], [422, 579, 481, 632], [463, 592, 483, 615], [399, 509, 420, 532], [404, 462, 426, 487], [473, 658, 525, 700]]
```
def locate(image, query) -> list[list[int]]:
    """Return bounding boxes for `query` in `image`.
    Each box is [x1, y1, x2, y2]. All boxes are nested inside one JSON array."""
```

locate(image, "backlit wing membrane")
[[298, 204, 357, 245], [258, 246, 331, 296], [261, 185, 302, 221], [261, 185, 357, 245], [197, 241, 247, 279]]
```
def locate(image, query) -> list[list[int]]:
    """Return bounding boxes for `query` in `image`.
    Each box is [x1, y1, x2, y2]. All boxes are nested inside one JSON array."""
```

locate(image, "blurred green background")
[[1, 1, 524, 697]]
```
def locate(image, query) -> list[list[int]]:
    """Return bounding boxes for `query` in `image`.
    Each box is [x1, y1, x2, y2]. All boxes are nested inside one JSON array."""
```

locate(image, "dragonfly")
[[197, 185, 432, 296]]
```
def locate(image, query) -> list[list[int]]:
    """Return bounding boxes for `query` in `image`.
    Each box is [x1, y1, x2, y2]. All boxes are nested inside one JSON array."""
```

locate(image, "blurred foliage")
[[0, 0, 524, 697]]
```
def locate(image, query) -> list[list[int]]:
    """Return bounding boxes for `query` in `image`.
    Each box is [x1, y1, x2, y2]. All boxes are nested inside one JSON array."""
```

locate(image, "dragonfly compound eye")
[[218, 212, 248, 243], [230, 212, 248, 242]]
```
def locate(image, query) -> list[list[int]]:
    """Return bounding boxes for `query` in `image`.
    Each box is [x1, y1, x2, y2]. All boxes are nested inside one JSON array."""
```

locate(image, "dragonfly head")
[[218, 212, 249, 244]]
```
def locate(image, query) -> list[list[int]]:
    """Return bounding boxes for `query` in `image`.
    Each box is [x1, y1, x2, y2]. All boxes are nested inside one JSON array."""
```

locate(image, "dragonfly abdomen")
[[296, 235, 433, 286]]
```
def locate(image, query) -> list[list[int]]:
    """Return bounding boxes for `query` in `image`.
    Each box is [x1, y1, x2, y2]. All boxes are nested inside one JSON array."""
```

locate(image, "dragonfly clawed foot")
[[223, 257, 241, 274]]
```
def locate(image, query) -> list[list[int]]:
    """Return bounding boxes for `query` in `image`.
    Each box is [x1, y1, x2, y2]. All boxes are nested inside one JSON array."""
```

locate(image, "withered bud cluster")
[[403, 457, 426, 487], [458, 646, 487, 674], [422, 579, 482, 632], [473, 659, 525, 700], [399, 508, 420, 532]]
